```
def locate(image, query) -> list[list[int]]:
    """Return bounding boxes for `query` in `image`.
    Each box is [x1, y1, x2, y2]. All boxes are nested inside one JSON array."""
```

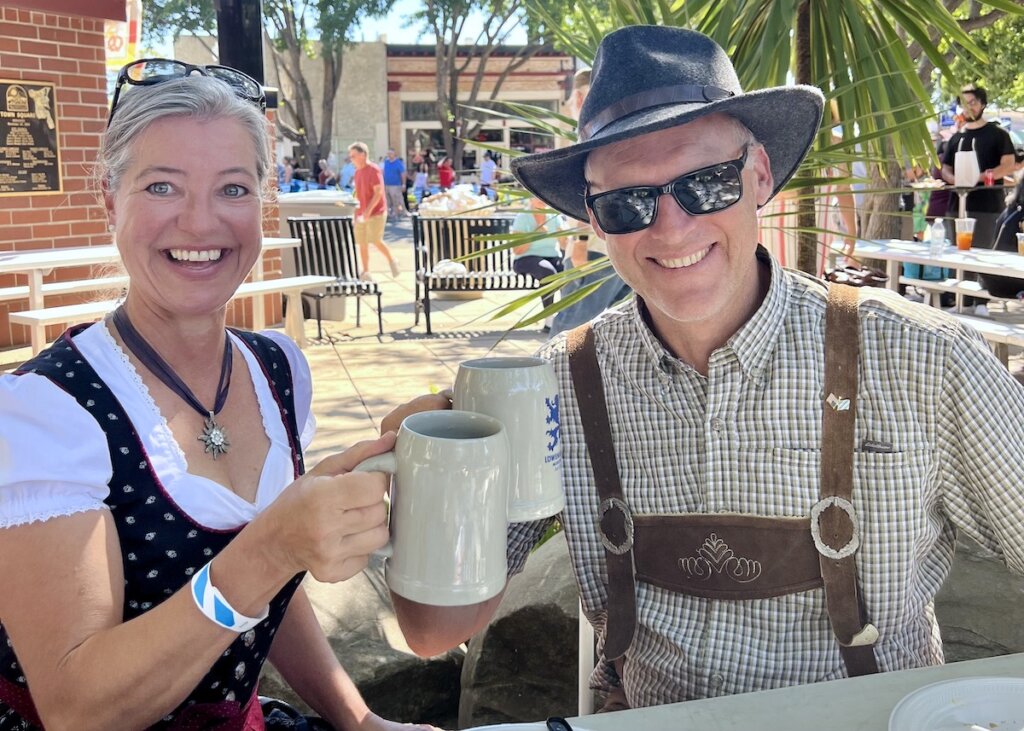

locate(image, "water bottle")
[[929, 219, 945, 256]]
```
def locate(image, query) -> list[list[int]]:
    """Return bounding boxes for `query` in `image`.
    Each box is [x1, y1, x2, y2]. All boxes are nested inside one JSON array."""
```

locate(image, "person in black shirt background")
[[941, 85, 1016, 247]]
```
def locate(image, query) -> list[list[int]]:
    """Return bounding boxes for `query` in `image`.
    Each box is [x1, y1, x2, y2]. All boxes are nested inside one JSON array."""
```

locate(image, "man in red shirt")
[[349, 141, 399, 278]]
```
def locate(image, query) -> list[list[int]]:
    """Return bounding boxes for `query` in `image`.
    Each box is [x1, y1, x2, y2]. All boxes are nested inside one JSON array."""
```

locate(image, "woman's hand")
[[380, 391, 452, 436], [356, 711, 444, 731], [258, 434, 396, 583]]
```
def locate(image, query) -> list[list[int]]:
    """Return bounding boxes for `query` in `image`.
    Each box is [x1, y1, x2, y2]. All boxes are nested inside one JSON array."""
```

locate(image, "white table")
[[837, 238, 1024, 296], [569, 653, 1024, 731], [1, 238, 299, 350]]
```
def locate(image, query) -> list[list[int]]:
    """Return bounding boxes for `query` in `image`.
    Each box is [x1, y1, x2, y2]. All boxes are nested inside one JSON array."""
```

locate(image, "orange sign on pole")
[[105, 0, 142, 70]]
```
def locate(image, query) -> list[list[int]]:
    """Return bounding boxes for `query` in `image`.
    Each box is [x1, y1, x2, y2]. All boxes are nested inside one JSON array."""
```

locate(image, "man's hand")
[[381, 392, 452, 436]]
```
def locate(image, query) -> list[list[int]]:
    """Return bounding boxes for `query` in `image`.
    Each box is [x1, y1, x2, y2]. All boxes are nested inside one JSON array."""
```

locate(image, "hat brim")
[[511, 85, 824, 223]]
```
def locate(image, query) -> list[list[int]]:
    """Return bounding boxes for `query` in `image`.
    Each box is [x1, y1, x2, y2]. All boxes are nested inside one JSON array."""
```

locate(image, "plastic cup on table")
[[955, 218, 976, 251], [1017, 232, 1024, 256]]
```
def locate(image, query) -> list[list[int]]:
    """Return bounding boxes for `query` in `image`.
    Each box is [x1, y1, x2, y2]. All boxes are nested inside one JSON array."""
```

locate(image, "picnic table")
[[1, 237, 301, 352], [832, 238, 1024, 365], [563, 652, 1024, 731], [838, 238, 1024, 308]]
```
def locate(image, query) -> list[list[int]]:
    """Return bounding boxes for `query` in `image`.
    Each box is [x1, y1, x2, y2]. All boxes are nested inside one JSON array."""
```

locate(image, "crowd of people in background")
[[275, 144, 477, 207]]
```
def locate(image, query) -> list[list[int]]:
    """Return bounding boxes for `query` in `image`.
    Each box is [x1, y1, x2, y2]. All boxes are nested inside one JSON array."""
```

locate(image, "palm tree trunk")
[[795, 0, 818, 274]]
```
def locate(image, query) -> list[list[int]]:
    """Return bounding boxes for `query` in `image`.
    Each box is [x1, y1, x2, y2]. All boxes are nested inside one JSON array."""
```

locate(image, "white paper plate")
[[468, 720, 598, 724], [888, 676, 1024, 731]]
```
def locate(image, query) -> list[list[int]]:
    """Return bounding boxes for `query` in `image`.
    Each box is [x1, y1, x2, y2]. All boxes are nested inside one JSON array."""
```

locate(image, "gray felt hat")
[[510, 25, 825, 222]]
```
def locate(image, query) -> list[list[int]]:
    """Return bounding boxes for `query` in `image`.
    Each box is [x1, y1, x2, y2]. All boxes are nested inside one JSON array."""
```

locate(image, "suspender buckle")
[[598, 497, 634, 555], [810, 495, 860, 560]]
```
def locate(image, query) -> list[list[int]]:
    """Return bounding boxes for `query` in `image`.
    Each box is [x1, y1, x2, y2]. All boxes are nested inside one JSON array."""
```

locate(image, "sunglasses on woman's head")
[[584, 147, 750, 235], [107, 58, 266, 127]]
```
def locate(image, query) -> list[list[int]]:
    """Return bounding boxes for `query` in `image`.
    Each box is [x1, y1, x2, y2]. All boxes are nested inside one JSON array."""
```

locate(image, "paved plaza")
[[292, 216, 549, 463]]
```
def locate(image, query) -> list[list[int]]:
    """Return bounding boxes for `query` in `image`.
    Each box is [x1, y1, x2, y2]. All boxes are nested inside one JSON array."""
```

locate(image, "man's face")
[[349, 148, 366, 166], [961, 93, 985, 122], [386, 149, 396, 160], [585, 114, 773, 338]]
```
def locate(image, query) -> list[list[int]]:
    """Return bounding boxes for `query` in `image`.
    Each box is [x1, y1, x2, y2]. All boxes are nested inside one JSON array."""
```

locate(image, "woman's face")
[[104, 116, 263, 320]]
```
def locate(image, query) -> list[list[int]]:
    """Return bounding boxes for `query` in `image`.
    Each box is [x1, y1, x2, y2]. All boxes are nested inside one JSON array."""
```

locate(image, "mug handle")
[[352, 451, 398, 558]]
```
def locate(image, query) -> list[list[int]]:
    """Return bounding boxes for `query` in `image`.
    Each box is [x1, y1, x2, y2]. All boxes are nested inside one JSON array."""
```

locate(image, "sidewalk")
[[279, 215, 551, 464]]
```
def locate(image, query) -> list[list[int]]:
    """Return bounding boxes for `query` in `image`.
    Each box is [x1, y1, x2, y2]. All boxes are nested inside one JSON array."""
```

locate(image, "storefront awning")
[[0, 0, 126, 21]]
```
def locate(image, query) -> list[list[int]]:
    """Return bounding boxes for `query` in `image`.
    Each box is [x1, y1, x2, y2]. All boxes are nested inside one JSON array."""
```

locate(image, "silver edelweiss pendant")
[[198, 412, 230, 459]]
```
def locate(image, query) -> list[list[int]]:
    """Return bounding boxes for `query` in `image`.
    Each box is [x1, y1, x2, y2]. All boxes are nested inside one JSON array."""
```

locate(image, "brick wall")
[[0, 5, 109, 348], [0, 6, 284, 353]]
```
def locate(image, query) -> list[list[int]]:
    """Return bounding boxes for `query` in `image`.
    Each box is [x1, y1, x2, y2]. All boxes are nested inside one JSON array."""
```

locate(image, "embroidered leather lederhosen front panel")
[[631, 513, 823, 600]]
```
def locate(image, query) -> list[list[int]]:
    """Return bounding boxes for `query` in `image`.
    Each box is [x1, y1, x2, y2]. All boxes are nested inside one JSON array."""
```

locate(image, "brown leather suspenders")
[[817, 284, 879, 675], [565, 283, 879, 675], [566, 323, 637, 660]]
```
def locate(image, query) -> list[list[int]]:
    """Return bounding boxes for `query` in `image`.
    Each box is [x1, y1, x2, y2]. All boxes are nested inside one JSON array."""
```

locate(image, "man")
[[339, 154, 356, 192], [549, 66, 632, 337], [387, 26, 1024, 710], [479, 151, 497, 199], [940, 85, 1015, 246], [940, 85, 1015, 313], [349, 141, 399, 277], [382, 148, 407, 221]]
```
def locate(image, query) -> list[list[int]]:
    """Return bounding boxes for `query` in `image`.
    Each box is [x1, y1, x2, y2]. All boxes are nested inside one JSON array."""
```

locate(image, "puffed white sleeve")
[[0, 372, 112, 528], [260, 331, 317, 450]]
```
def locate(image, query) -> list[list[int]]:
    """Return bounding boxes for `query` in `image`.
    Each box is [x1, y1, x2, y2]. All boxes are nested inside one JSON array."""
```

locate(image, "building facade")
[[176, 36, 576, 181]]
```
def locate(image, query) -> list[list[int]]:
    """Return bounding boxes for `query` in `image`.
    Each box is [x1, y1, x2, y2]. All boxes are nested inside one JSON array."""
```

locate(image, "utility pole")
[[214, 0, 264, 84]]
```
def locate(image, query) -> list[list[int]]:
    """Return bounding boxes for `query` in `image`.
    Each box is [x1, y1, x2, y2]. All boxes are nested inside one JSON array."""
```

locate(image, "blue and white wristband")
[[190, 562, 269, 633]]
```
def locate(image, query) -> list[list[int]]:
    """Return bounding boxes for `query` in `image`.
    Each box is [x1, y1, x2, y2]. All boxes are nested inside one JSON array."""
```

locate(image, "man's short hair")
[[573, 68, 591, 92], [349, 141, 369, 155], [959, 85, 987, 106]]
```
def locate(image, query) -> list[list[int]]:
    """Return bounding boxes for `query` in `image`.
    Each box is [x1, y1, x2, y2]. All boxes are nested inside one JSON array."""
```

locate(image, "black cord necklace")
[[111, 306, 233, 459]]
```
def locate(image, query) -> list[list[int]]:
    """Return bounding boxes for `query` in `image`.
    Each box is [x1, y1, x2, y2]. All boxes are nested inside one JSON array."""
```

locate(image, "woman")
[[318, 158, 338, 188], [437, 158, 454, 192], [510, 197, 566, 326], [0, 66, 431, 730]]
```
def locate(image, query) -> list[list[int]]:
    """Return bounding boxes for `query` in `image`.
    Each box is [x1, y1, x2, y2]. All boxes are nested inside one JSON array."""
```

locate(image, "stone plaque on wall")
[[0, 79, 62, 196]]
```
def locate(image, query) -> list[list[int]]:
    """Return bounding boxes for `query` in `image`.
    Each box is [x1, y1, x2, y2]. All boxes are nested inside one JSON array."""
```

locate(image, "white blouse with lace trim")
[[0, 321, 316, 530]]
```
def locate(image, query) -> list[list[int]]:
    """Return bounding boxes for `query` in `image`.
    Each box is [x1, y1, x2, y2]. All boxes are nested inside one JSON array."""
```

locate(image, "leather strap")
[[566, 324, 636, 660], [818, 283, 879, 676]]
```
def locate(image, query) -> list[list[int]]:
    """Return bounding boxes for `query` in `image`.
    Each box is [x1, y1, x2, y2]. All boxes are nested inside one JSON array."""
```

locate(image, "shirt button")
[[710, 416, 725, 432], [710, 673, 725, 688]]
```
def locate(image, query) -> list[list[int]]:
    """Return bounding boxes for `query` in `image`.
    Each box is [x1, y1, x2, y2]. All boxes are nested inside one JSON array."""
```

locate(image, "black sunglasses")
[[108, 58, 266, 127], [585, 147, 749, 235]]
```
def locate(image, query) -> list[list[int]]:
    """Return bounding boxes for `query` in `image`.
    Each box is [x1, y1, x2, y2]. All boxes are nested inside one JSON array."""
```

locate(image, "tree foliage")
[[524, 0, 1024, 272], [411, 0, 571, 174], [142, 0, 395, 167], [942, 12, 1024, 108]]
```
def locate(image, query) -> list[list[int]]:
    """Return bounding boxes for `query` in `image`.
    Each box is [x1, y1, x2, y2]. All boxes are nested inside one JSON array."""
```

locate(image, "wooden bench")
[[413, 214, 539, 334], [0, 275, 129, 303], [8, 275, 335, 353], [899, 276, 1019, 309], [950, 312, 1024, 366]]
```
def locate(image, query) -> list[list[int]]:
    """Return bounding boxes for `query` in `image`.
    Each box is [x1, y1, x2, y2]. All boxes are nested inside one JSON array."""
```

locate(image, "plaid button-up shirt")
[[509, 251, 1024, 707]]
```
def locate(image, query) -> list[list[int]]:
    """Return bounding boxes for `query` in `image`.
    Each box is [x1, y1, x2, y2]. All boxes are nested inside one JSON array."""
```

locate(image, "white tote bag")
[[954, 137, 980, 189]]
